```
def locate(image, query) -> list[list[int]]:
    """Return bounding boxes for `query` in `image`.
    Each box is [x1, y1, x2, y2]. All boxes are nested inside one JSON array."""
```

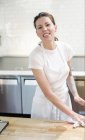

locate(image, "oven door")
[[0, 75, 22, 114], [21, 76, 37, 117]]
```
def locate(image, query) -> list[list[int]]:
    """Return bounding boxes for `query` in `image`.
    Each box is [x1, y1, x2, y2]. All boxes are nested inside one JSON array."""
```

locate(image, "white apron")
[[31, 44, 73, 122]]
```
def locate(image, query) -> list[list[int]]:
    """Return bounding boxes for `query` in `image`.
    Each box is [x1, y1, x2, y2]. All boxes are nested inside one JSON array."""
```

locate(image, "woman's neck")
[[42, 40, 56, 50]]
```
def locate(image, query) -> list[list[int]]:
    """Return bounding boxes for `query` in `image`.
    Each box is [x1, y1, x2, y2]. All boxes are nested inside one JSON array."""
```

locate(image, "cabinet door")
[[0, 77, 22, 114], [71, 80, 85, 115], [21, 77, 37, 116]]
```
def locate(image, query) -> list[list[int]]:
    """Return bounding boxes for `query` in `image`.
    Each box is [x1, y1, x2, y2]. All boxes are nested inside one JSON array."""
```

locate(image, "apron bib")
[[31, 43, 73, 121]]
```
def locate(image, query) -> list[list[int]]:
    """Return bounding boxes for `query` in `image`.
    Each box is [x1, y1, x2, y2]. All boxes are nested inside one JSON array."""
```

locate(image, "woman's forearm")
[[67, 74, 85, 107], [67, 75, 79, 97], [32, 69, 79, 120], [33, 70, 76, 118], [67, 60, 79, 98], [45, 90, 76, 118]]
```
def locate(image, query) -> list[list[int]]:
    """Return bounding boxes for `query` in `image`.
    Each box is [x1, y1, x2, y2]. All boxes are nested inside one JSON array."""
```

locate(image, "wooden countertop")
[[0, 116, 85, 140]]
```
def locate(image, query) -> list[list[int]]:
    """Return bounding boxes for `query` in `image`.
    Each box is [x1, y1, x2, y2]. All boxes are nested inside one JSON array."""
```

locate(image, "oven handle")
[[24, 79, 37, 86], [0, 79, 18, 85]]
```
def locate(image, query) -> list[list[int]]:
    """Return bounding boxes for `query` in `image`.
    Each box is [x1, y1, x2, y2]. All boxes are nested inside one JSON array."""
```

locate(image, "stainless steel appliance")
[[0, 75, 22, 114], [21, 76, 37, 117]]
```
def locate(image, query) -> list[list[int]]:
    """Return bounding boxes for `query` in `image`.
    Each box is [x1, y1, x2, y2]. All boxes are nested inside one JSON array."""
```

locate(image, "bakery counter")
[[0, 116, 85, 140], [73, 71, 85, 80], [0, 70, 33, 76]]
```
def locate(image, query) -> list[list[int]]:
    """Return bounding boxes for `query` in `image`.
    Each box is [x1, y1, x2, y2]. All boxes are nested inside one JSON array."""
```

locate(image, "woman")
[[28, 12, 85, 124]]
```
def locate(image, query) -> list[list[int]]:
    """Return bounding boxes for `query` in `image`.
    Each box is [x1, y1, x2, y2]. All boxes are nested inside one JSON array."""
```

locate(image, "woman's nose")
[[42, 26, 47, 31]]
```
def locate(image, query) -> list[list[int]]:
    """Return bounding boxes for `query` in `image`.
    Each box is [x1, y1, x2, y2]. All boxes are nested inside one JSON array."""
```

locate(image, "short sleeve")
[[62, 42, 74, 61], [28, 47, 44, 70]]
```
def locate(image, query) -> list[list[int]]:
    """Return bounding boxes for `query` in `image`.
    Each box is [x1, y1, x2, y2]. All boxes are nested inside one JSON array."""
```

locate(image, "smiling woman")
[[28, 12, 85, 124]]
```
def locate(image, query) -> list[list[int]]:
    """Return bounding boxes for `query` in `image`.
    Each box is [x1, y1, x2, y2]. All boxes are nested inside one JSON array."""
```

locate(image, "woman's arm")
[[67, 59, 85, 106], [32, 68, 85, 123]]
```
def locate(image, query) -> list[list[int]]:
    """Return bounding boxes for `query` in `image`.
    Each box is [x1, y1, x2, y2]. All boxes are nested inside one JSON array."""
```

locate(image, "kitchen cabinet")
[[0, 71, 85, 117], [0, 74, 37, 117], [21, 76, 37, 117], [70, 76, 85, 115], [75, 80, 85, 114], [21, 75, 85, 117], [0, 75, 22, 114]]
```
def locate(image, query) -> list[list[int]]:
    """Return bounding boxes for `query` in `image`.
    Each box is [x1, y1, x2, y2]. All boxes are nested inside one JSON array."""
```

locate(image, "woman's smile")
[[43, 32, 50, 38]]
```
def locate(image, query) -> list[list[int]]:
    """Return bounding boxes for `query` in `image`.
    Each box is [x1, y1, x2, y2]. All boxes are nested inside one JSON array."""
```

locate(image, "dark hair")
[[34, 12, 58, 41], [34, 12, 56, 28]]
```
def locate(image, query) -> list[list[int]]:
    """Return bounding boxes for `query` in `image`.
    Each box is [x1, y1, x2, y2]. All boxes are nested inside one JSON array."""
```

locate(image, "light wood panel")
[[0, 116, 85, 140]]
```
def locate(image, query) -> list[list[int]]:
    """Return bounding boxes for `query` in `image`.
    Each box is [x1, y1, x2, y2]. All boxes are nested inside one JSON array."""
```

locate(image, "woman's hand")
[[79, 114, 85, 122], [73, 114, 85, 128], [74, 95, 85, 106], [73, 112, 85, 124]]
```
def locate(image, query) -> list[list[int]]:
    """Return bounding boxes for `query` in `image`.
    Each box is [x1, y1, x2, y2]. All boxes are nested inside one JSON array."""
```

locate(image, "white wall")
[[0, 0, 84, 56]]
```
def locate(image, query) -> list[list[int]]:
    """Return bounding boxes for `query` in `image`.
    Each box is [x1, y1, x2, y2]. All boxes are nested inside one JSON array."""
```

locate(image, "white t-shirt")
[[28, 41, 74, 121], [28, 41, 74, 70]]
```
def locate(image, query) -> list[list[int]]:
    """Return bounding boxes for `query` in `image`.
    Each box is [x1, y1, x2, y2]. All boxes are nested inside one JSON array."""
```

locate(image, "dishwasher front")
[[0, 75, 22, 114], [21, 76, 37, 117]]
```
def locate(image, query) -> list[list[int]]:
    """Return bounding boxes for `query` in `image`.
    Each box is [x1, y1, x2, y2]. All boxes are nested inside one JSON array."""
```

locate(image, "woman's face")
[[35, 16, 57, 42]]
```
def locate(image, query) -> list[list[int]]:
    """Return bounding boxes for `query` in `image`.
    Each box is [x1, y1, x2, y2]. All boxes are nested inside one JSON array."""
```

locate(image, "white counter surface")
[[0, 70, 33, 76], [0, 70, 85, 77], [72, 71, 85, 77]]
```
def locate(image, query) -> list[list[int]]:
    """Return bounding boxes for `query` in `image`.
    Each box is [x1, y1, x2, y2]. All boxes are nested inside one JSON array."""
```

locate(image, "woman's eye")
[[37, 24, 50, 30], [46, 24, 50, 27], [38, 26, 42, 29]]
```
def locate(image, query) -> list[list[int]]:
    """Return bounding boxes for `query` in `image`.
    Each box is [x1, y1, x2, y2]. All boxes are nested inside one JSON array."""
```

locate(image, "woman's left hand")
[[74, 95, 85, 106]]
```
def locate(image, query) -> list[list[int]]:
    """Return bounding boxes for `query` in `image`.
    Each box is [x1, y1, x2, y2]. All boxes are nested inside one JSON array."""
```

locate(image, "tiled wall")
[[0, 0, 84, 56], [0, 0, 84, 71]]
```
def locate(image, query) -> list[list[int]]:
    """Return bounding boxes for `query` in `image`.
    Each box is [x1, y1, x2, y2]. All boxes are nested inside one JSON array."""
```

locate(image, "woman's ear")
[[55, 25, 57, 32], [36, 30, 39, 37]]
